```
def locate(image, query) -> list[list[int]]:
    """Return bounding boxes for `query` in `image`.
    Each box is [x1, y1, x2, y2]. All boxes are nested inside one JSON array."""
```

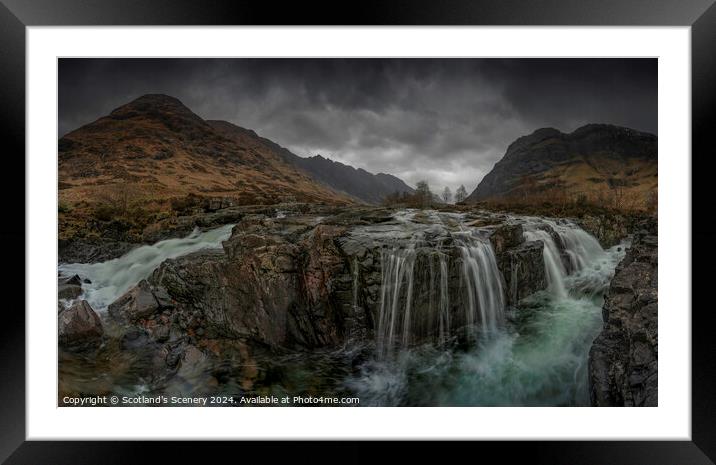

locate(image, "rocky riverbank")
[[588, 218, 658, 406], [58, 202, 344, 264], [57, 206, 649, 405]]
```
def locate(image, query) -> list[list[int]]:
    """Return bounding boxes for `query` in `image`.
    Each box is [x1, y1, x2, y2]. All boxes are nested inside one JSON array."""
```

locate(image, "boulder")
[[58, 300, 103, 348], [152, 286, 175, 309], [489, 223, 524, 255], [496, 240, 547, 305], [578, 214, 630, 248], [58, 282, 82, 300], [58, 274, 84, 300], [108, 279, 160, 322], [65, 274, 83, 286], [588, 220, 658, 406]]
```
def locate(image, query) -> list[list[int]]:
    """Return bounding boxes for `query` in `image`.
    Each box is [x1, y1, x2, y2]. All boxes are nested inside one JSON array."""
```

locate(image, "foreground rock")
[[108, 279, 166, 322], [58, 203, 344, 264], [59, 300, 104, 348], [496, 240, 546, 305], [62, 207, 630, 399], [588, 219, 658, 406], [58, 274, 84, 301], [104, 210, 554, 357]]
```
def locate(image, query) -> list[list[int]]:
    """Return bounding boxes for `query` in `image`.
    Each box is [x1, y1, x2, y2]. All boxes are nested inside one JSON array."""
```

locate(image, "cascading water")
[[57, 207, 630, 407], [375, 220, 505, 356], [438, 255, 450, 343], [523, 219, 606, 299], [455, 233, 505, 336], [58, 224, 234, 311], [376, 244, 418, 355], [348, 212, 627, 406], [352, 256, 360, 314]]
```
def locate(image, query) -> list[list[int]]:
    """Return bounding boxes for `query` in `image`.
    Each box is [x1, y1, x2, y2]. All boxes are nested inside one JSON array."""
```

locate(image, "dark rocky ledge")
[[74, 210, 554, 391], [588, 217, 658, 406]]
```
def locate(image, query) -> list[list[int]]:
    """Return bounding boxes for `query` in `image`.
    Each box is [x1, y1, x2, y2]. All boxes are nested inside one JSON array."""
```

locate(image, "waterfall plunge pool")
[[58, 211, 628, 406]]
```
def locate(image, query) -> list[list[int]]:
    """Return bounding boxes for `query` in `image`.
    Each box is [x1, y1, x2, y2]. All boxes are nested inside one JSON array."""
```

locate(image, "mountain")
[[208, 120, 414, 204], [465, 124, 657, 210], [58, 94, 355, 208], [289, 155, 416, 204]]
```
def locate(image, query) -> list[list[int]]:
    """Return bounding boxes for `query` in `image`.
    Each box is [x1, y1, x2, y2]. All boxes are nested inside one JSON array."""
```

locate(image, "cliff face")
[[466, 124, 657, 210], [588, 219, 658, 406]]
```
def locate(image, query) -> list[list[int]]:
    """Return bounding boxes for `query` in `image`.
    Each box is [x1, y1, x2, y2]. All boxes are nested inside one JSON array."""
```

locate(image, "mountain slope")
[[59, 94, 354, 208], [208, 120, 414, 204], [465, 124, 657, 210]]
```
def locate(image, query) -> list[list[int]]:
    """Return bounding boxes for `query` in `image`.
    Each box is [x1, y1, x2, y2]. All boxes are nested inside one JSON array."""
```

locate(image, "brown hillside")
[[58, 94, 354, 244], [59, 94, 353, 208], [466, 124, 657, 212]]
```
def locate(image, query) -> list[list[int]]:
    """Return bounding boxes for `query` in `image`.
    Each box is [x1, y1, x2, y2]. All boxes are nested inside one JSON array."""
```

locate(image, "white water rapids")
[[348, 212, 628, 406], [57, 209, 628, 406], [523, 219, 607, 299], [58, 224, 234, 312]]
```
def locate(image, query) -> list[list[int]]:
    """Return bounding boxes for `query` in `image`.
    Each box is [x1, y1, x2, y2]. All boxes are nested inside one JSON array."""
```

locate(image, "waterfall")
[[524, 220, 606, 299], [58, 224, 234, 311], [456, 234, 505, 337], [352, 256, 360, 313], [524, 228, 568, 298], [376, 231, 504, 355], [377, 245, 417, 355], [438, 255, 450, 343]]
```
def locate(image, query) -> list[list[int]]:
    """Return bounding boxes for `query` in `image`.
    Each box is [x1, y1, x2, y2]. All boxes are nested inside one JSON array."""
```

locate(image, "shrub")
[[58, 201, 73, 214]]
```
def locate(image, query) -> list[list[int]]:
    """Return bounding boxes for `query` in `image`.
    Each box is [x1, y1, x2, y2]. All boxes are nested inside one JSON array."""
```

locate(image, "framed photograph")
[[3, 0, 714, 462]]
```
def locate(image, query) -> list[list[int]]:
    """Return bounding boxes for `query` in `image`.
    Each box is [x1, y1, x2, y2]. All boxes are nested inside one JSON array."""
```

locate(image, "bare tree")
[[441, 186, 452, 203], [454, 185, 468, 203], [415, 180, 432, 209]]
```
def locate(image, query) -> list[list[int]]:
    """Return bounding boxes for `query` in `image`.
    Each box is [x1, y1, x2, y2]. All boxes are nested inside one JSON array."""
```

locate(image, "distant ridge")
[[208, 120, 415, 204], [465, 124, 657, 210]]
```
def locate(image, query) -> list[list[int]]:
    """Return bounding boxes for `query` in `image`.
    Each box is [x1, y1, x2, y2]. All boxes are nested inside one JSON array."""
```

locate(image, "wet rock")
[[496, 240, 547, 305], [58, 300, 103, 348], [489, 223, 524, 255], [58, 274, 84, 300], [589, 219, 657, 406], [65, 274, 83, 286], [151, 286, 175, 309], [119, 327, 152, 350], [177, 345, 208, 380], [143, 216, 363, 350], [58, 282, 83, 300], [151, 324, 171, 343], [578, 215, 628, 248], [577, 213, 651, 249], [58, 238, 138, 264], [108, 279, 160, 322]]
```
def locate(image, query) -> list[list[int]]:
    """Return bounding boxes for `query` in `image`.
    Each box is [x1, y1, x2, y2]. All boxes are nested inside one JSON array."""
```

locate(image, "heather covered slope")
[[59, 94, 353, 207], [466, 124, 657, 211], [58, 94, 355, 253]]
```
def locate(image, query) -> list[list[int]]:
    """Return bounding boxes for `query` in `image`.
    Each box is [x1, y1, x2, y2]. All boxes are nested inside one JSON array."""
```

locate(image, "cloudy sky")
[[59, 58, 656, 193]]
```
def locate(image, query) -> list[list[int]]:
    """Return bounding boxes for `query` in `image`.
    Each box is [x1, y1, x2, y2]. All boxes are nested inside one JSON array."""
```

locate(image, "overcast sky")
[[59, 58, 656, 192]]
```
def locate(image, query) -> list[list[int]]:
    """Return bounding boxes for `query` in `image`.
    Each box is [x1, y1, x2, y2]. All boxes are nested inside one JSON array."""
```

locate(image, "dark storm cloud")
[[59, 58, 657, 192]]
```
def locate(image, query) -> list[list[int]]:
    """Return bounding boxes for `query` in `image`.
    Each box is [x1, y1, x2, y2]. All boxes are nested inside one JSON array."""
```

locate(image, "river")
[[58, 210, 627, 406]]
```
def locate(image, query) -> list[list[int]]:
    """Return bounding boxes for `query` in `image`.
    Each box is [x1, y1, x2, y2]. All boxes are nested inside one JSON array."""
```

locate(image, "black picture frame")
[[2, 0, 714, 463]]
